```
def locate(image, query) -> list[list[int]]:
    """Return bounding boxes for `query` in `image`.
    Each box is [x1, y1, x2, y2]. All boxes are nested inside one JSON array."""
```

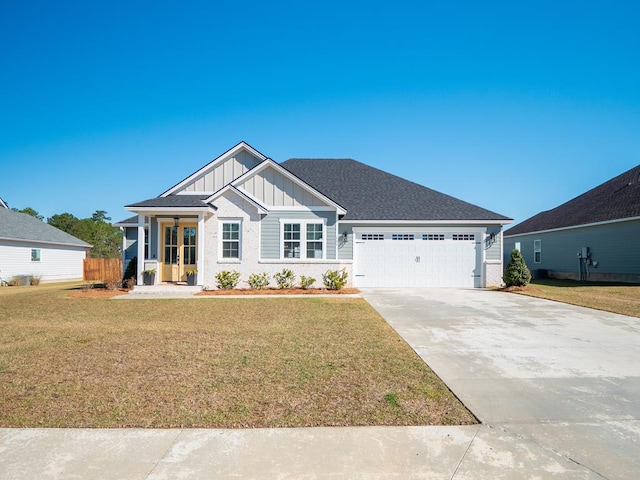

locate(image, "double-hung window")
[[282, 221, 324, 259], [306, 223, 323, 258], [534, 240, 541, 263], [221, 222, 240, 259]]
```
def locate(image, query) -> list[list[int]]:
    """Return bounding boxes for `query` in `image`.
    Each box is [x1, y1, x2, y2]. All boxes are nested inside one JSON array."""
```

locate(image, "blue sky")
[[1, 1, 639, 227]]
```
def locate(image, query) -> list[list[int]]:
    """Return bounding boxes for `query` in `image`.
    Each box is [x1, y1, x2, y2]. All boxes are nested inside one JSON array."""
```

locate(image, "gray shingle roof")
[[505, 164, 640, 236], [125, 195, 211, 209], [281, 159, 511, 221], [0, 208, 91, 247]]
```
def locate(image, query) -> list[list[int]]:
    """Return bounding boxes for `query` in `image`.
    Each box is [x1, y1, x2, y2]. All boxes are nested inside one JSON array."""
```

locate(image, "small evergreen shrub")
[[215, 270, 241, 290], [300, 275, 316, 290], [322, 268, 348, 290], [504, 249, 532, 287], [248, 272, 270, 289], [274, 268, 296, 289]]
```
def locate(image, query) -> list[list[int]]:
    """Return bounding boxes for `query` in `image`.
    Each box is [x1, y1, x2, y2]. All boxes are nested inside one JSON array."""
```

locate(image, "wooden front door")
[[162, 223, 197, 282]]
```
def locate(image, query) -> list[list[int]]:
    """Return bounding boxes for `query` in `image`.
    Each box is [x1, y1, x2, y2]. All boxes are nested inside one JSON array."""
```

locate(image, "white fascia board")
[[125, 206, 215, 216], [232, 159, 347, 215], [205, 185, 269, 214], [504, 215, 640, 238], [160, 142, 268, 197], [344, 219, 511, 226]]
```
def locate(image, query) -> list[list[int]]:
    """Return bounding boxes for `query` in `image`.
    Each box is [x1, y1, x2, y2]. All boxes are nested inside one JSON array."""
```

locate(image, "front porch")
[[131, 213, 208, 287]]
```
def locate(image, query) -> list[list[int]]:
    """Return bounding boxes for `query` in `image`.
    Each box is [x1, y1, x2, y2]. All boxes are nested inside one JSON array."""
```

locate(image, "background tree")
[[47, 210, 122, 258], [504, 249, 532, 287], [12, 207, 44, 221], [48, 212, 80, 234]]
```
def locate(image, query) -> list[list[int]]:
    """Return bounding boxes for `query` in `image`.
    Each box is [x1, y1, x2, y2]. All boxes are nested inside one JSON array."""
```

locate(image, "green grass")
[[0, 283, 475, 428], [511, 279, 640, 318]]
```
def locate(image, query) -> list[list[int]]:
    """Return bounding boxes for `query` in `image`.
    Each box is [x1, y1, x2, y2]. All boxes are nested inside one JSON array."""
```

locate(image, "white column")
[[137, 223, 146, 285], [197, 213, 205, 285]]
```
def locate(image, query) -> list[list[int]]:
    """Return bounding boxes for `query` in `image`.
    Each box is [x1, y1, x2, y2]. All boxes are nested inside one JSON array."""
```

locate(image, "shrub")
[[323, 268, 348, 290], [29, 276, 41, 286], [504, 249, 532, 287], [274, 268, 296, 289], [8, 275, 29, 286], [104, 279, 122, 291], [300, 275, 316, 289], [123, 277, 136, 289], [248, 272, 270, 289], [215, 270, 241, 290], [122, 256, 137, 283]]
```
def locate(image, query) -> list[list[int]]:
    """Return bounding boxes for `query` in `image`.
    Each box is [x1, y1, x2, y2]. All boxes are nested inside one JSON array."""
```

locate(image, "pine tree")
[[504, 249, 532, 287]]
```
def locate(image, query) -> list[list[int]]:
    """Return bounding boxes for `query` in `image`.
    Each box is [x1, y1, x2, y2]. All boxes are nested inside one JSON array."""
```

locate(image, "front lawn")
[[0, 284, 475, 428], [511, 279, 640, 318]]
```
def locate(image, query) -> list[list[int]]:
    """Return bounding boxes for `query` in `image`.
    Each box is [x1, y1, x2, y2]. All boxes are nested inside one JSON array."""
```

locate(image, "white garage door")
[[354, 232, 482, 288]]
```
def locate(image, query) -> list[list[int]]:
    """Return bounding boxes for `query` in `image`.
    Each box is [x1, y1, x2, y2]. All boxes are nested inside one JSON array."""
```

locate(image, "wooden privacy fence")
[[84, 258, 122, 281]]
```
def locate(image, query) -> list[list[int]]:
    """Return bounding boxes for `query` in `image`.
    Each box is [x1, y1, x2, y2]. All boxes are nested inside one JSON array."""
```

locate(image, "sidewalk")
[[0, 425, 601, 479]]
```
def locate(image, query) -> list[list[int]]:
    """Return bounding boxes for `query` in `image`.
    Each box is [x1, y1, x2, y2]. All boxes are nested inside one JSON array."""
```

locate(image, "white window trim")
[[534, 239, 541, 264], [218, 219, 242, 262], [279, 219, 327, 260], [31, 248, 41, 262]]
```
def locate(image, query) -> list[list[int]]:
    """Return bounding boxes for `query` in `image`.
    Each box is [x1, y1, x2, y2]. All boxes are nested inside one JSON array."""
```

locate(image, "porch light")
[[174, 217, 180, 227]]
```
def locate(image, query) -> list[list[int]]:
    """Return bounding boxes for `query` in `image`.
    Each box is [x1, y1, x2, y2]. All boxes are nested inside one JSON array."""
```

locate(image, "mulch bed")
[[197, 287, 360, 296]]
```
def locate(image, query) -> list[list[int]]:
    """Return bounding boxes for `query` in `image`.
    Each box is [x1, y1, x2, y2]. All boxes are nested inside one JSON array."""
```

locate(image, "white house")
[[117, 142, 512, 288], [0, 206, 91, 283]]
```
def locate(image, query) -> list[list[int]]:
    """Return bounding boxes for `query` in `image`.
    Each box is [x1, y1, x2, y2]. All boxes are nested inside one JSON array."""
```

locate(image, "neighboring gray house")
[[504, 164, 640, 283], [0, 207, 91, 282], [116, 142, 511, 288]]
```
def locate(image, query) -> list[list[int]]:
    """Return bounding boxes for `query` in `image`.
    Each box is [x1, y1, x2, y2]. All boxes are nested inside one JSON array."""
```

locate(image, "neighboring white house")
[[116, 142, 512, 288], [0, 206, 91, 283]]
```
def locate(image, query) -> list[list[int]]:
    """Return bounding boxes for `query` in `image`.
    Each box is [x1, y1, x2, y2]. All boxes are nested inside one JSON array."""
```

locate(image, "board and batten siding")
[[239, 166, 327, 208], [0, 241, 86, 281], [178, 151, 263, 193], [260, 211, 337, 260], [504, 219, 640, 280]]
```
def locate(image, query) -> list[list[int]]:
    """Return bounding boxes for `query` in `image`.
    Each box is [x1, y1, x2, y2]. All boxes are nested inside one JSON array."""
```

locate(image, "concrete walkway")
[[2, 288, 639, 478], [362, 288, 640, 480]]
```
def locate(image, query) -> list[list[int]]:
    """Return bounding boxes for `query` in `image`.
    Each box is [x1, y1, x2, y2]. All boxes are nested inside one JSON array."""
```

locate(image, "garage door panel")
[[355, 236, 481, 288]]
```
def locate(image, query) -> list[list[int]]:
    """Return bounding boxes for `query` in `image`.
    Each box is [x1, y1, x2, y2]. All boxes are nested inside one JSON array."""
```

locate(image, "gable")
[[162, 142, 266, 196], [236, 163, 340, 209]]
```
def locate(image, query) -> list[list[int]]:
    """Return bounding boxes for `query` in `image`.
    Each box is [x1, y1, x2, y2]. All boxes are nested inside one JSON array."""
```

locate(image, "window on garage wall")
[[423, 234, 445, 240], [392, 234, 414, 240], [534, 240, 541, 263]]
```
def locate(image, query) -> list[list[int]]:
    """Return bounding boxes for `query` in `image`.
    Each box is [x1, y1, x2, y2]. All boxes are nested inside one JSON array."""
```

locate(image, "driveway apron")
[[361, 288, 640, 480]]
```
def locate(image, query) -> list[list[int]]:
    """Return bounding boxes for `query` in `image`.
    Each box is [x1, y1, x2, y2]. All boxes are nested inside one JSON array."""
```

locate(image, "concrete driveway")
[[362, 288, 640, 480]]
